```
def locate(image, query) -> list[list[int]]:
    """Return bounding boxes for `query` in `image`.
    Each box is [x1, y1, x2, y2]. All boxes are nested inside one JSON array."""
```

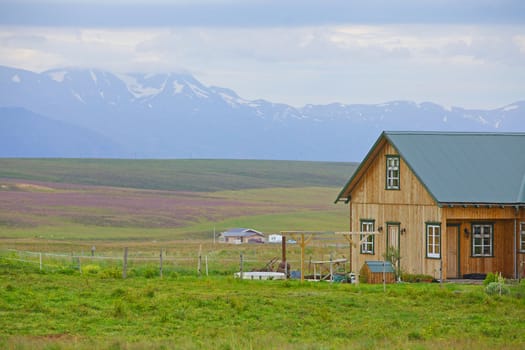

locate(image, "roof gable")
[[335, 135, 389, 203], [337, 131, 525, 205]]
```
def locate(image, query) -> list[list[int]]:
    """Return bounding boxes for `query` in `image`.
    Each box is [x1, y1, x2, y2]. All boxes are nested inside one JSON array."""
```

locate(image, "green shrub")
[[82, 264, 101, 275], [143, 267, 159, 279], [57, 267, 77, 275], [514, 279, 525, 299], [485, 273, 509, 296], [99, 267, 121, 279], [407, 330, 424, 340], [484, 272, 497, 286], [130, 266, 160, 278], [401, 273, 434, 283], [486, 282, 510, 296], [166, 271, 179, 279]]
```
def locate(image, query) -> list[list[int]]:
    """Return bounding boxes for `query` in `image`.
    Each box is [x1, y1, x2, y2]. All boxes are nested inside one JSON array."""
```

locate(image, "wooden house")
[[219, 228, 265, 244], [335, 132, 525, 280]]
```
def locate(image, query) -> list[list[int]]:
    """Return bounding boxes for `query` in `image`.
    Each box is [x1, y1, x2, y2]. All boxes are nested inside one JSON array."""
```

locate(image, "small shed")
[[268, 234, 282, 243], [359, 261, 396, 284], [219, 228, 265, 244]]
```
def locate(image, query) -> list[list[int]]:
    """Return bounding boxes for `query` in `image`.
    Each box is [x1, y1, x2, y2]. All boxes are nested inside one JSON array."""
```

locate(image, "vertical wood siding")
[[346, 139, 525, 279], [349, 142, 442, 278], [445, 208, 525, 278]]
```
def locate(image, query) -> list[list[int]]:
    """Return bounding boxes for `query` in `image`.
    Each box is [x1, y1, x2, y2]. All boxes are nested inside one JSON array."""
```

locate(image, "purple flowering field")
[[0, 179, 340, 236]]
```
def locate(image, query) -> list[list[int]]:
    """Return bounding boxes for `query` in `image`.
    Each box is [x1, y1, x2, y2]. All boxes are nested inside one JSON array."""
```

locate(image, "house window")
[[426, 223, 441, 259], [520, 222, 525, 253], [360, 220, 375, 254], [386, 156, 400, 190], [472, 224, 493, 257]]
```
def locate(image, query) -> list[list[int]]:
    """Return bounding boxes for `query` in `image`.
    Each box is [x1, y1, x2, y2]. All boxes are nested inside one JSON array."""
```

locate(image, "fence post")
[[159, 248, 163, 279], [383, 261, 386, 292], [330, 253, 334, 283], [39, 252, 42, 271], [240, 253, 244, 280], [205, 255, 209, 276], [197, 245, 202, 277], [78, 256, 82, 274], [122, 247, 128, 279], [439, 259, 443, 288]]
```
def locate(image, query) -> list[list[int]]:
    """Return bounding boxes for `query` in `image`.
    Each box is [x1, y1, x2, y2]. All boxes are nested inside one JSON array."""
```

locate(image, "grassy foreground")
[[1, 259, 524, 350]]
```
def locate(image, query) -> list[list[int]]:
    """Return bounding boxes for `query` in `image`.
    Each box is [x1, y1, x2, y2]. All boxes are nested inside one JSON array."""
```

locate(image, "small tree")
[[485, 272, 509, 296], [383, 246, 401, 280]]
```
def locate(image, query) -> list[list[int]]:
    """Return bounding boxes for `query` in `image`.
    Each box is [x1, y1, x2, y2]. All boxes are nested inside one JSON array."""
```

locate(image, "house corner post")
[[348, 201, 353, 274], [514, 217, 517, 279], [441, 209, 447, 282]]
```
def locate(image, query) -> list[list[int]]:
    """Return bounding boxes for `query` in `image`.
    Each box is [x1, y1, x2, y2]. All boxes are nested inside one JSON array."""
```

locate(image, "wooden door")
[[386, 223, 400, 272], [446, 225, 459, 278]]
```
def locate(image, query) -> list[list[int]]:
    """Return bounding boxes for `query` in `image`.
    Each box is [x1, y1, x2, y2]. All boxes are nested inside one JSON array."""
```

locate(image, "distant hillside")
[[0, 158, 358, 192], [0, 107, 125, 157]]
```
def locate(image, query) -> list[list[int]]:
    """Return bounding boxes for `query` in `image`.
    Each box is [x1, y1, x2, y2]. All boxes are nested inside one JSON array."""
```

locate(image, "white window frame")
[[426, 224, 441, 259], [472, 224, 493, 257], [386, 156, 400, 190], [360, 221, 375, 254]]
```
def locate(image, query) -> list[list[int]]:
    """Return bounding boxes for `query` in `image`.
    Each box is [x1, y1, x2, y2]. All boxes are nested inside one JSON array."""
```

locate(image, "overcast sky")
[[1, 0, 524, 108]]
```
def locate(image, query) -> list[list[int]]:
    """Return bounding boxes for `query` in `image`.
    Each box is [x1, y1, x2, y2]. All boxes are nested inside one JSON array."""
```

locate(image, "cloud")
[[1, 24, 523, 79], [0, 1, 523, 108], [1, 0, 524, 27], [1, 33, 47, 47], [130, 25, 525, 70]]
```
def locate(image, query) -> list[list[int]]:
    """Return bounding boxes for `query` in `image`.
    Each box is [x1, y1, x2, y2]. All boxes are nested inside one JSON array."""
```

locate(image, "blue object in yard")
[[290, 270, 301, 279], [332, 274, 347, 283]]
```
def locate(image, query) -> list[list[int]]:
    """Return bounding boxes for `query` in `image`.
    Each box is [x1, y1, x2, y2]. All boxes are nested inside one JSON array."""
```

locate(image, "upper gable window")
[[386, 156, 400, 190]]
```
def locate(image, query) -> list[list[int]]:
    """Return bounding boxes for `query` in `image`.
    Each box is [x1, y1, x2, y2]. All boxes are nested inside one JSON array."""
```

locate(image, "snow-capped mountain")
[[0, 65, 523, 161]]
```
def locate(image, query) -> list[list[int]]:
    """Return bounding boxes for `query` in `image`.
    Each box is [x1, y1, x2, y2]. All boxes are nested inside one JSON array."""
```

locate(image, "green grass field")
[[1, 259, 524, 350], [0, 158, 357, 191]]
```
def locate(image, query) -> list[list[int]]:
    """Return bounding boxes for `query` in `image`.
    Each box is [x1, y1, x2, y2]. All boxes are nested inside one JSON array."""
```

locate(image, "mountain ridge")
[[0, 65, 523, 161]]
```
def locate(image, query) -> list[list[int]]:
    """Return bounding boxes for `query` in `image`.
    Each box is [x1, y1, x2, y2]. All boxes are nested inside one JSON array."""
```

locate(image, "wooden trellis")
[[335, 231, 382, 280], [279, 231, 382, 282]]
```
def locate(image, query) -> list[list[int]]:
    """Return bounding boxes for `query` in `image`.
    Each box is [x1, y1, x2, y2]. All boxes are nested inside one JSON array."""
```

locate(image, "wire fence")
[[0, 247, 309, 278], [0, 244, 353, 281]]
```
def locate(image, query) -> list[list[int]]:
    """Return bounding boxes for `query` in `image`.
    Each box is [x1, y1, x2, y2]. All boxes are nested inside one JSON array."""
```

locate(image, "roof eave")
[[440, 202, 525, 208]]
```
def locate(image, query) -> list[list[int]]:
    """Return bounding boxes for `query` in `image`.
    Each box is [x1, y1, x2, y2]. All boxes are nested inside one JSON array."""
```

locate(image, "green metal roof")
[[364, 261, 395, 273], [337, 131, 525, 205]]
